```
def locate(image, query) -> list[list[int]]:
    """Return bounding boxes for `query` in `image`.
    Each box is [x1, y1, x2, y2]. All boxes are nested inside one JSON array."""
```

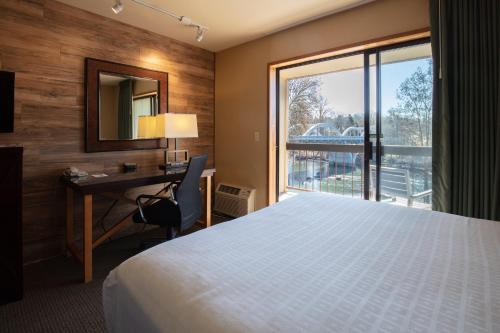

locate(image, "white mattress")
[[103, 192, 500, 333]]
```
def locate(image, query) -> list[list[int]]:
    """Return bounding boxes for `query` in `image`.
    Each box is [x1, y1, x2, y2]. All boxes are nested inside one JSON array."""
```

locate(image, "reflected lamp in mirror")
[[155, 113, 198, 168], [137, 116, 157, 139]]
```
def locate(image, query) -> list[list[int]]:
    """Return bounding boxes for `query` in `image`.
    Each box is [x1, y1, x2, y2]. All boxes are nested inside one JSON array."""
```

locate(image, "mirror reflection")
[[99, 73, 159, 140]]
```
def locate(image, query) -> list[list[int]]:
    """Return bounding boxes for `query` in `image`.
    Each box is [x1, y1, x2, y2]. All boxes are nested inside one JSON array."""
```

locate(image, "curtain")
[[430, 0, 500, 220], [118, 79, 133, 140]]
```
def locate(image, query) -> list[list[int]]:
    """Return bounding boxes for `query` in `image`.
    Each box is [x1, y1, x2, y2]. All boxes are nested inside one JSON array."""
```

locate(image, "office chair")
[[133, 154, 208, 242]]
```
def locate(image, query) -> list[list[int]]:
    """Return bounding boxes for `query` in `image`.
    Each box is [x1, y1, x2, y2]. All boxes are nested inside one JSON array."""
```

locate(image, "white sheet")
[[103, 192, 500, 333]]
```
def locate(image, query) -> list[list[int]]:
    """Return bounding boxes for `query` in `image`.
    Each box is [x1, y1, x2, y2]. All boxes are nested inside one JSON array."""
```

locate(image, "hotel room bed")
[[103, 192, 500, 333]]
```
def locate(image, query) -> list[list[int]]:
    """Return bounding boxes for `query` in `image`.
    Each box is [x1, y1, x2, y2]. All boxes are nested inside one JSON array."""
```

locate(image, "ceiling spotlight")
[[112, 0, 123, 14], [195, 27, 204, 42], [179, 16, 193, 26]]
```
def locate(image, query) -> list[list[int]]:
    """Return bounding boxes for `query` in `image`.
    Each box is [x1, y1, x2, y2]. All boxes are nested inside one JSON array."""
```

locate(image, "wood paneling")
[[0, 0, 214, 263]]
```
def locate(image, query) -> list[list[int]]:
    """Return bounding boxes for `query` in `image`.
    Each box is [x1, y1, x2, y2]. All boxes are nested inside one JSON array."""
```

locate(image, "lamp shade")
[[137, 115, 157, 138], [155, 113, 198, 138]]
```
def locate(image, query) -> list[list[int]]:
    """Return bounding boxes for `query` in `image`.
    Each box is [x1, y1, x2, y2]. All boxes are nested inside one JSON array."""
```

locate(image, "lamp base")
[[160, 149, 189, 171], [159, 164, 188, 172]]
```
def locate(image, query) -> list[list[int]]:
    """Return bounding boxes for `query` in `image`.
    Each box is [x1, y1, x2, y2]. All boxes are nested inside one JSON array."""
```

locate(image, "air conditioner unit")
[[214, 183, 255, 218]]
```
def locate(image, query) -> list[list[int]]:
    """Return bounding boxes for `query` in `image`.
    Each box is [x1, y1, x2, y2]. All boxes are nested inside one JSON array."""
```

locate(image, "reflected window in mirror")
[[132, 95, 157, 139], [99, 73, 159, 141]]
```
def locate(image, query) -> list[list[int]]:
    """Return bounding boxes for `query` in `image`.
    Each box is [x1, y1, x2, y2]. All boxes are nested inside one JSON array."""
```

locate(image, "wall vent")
[[214, 183, 255, 218]]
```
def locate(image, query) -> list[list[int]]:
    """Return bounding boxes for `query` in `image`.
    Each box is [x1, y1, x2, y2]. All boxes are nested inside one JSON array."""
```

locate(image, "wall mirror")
[[85, 58, 168, 152]]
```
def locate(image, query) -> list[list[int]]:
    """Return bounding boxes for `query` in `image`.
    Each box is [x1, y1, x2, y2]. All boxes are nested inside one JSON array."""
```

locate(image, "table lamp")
[[155, 113, 198, 168]]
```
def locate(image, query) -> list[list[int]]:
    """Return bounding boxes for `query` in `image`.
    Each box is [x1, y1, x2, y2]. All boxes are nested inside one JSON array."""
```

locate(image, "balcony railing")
[[285, 143, 432, 208], [380, 145, 432, 208], [286, 143, 365, 198]]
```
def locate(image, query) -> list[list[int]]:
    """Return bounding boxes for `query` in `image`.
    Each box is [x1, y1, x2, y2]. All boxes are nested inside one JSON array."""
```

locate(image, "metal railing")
[[286, 143, 365, 198], [285, 143, 432, 206], [381, 145, 432, 207]]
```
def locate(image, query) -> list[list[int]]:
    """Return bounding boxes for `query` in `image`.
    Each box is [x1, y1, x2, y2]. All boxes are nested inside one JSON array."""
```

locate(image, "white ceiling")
[[56, 0, 373, 52]]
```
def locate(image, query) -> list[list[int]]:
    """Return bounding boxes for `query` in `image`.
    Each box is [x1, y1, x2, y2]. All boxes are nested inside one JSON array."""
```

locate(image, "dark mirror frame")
[[85, 58, 168, 152]]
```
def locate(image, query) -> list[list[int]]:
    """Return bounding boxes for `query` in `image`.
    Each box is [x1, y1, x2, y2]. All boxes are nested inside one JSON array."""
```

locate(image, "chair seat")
[[132, 198, 181, 228]]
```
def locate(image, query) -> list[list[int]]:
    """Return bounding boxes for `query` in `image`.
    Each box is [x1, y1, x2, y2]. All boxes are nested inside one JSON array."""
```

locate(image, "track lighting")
[[111, 0, 123, 14], [195, 27, 205, 42], [111, 0, 208, 42]]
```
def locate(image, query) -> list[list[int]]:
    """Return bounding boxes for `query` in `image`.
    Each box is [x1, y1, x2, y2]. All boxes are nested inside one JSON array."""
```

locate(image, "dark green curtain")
[[430, 0, 500, 220], [117, 79, 133, 140]]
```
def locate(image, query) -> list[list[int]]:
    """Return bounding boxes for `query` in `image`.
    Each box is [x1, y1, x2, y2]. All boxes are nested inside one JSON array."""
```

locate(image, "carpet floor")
[[0, 221, 218, 333]]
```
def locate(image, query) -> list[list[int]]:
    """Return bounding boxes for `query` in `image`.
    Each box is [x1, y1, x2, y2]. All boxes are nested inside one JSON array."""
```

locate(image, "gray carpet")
[[0, 221, 218, 333]]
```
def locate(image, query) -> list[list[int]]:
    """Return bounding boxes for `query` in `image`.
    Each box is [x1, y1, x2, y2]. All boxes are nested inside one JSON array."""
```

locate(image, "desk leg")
[[206, 176, 212, 227], [83, 194, 93, 283], [66, 188, 74, 254]]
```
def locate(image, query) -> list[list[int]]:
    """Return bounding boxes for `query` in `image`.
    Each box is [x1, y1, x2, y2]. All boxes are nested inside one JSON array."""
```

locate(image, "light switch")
[[254, 131, 260, 142]]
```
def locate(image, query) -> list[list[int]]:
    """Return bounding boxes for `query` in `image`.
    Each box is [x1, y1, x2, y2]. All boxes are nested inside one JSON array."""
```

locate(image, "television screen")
[[0, 71, 15, 133]]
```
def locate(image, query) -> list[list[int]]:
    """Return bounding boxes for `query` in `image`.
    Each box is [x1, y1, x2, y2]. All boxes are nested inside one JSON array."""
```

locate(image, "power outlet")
[[254, 131, 260, 142]]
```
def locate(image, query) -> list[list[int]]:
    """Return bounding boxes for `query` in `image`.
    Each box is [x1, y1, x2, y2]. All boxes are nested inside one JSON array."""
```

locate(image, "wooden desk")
[[61, 168, 215, 283]]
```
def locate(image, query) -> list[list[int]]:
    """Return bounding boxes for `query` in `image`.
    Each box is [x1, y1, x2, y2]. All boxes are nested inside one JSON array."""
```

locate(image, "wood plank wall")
[[0, 0, 215, 263]]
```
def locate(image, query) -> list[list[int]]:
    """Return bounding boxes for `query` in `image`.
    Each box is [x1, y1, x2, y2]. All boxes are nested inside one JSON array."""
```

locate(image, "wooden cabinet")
[[0, 146, 23, 304]]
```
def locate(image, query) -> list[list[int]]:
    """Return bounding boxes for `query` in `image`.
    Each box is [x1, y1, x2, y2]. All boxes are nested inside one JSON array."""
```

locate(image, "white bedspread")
[[103, 192, 500, 333]]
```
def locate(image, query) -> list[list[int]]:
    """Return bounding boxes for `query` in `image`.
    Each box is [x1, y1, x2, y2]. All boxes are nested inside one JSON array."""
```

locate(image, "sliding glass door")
[[368, 42, 433, 208], [276, 38, 432, 209]]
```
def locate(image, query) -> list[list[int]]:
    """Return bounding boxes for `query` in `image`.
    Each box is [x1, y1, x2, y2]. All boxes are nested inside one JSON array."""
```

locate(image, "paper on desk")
[[92, 173, 108, 178]]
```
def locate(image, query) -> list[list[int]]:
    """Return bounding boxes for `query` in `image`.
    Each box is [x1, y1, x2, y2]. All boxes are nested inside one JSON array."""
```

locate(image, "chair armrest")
[[164, 181, 181, 200], [164, 181, 181, 192], [408, 189, 432, 207], [135, 194, 177, 223], [410, 189, 432, 200]]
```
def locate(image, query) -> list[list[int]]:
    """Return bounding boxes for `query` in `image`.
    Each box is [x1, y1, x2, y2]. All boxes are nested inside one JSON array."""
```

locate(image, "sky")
[[318, 58, 431, 117]]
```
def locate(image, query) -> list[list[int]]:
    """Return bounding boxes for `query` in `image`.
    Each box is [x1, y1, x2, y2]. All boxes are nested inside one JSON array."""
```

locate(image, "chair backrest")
[[370, 165, 411, 199], [175, 154, 208, 231]]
